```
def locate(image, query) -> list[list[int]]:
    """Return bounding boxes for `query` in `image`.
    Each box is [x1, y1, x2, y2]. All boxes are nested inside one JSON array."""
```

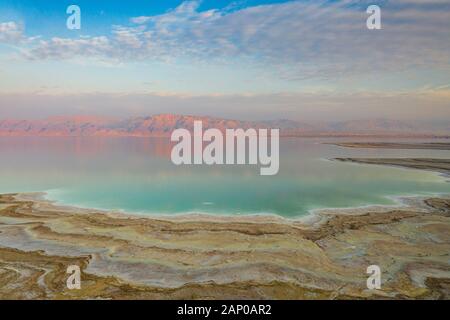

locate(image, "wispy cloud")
[[2, 0, 449, 81], [23, 36, 112, 60], [0, 21, 26, 44]]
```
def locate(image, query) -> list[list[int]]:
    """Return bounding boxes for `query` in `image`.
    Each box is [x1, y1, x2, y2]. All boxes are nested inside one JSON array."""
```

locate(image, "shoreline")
[[328, 142, 450, 150], [16, 189, 450, 237], [16, 187, 445, 229], [16, 191, 294, 225], [334, 158, 450, 179], [23, 189, 448, 226]]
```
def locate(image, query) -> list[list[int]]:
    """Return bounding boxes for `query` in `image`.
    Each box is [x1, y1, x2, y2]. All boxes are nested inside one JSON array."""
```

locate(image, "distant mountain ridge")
[[0, 114, 447, 137]]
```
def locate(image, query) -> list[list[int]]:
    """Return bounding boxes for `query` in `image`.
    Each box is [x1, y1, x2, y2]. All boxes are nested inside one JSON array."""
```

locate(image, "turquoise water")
[[0, 137, 449, 217]]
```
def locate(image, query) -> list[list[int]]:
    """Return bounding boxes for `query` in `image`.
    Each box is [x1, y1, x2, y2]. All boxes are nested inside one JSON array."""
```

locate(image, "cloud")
[[10, 0, 450, 80], [130, 0, 219, 25], [0, 21, 26, 44], [112, 26, 145, 49], [25, 36, 112, 60], [130, 16, 152, 25]]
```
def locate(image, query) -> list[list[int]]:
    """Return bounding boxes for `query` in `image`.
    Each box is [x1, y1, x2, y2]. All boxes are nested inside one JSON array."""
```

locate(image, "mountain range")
[[0, 114, 448, 137]]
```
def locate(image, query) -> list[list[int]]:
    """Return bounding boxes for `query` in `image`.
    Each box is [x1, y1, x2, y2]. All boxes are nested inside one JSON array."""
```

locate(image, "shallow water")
[[0, 136, 449, 217]]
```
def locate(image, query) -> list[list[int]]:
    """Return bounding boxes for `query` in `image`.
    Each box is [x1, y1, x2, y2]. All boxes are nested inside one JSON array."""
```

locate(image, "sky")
[[0, 0, 449, 122]]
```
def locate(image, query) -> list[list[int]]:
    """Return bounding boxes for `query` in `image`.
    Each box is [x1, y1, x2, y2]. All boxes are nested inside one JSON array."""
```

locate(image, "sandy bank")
[[0, 191, 449, 299]]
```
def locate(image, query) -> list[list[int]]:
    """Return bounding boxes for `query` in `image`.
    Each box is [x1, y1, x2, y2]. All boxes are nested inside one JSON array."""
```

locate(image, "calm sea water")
[[0, 137, 449, 217]]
